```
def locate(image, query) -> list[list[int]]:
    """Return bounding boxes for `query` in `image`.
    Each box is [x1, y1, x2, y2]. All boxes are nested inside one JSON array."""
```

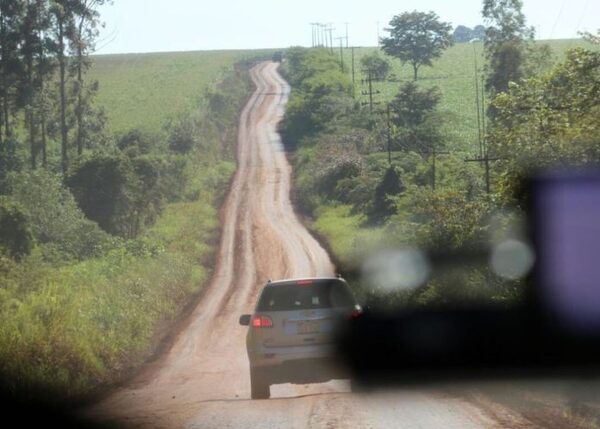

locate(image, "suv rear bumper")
[[249, 343, 338, 367], [248, 344, 350, 384], [255, 357, 350, 385]]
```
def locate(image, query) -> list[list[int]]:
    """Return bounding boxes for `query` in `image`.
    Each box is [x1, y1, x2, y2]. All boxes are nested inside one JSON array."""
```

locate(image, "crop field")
[[341, 39, 592, 154], [89, 49, 273, 135]]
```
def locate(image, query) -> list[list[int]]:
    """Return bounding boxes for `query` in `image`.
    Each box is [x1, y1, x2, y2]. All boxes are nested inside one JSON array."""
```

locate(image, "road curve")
[[85, 62, 537, 429]]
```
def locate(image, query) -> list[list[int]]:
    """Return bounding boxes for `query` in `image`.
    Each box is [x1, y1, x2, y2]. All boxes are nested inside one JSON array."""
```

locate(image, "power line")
[[550, 0, 567, 39], [577, 0, 591, 33]]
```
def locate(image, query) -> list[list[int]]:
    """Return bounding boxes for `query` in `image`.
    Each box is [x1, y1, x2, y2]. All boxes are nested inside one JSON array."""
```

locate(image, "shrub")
[[67, 155, 135, 237], [167, 115, 199, 154], [9, 170, 113, 260], [0, 198, 33, 260], [371, 167, 405, 223]]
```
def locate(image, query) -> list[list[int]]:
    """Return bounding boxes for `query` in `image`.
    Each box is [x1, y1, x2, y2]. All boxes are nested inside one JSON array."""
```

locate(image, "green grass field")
[[89, 49, 273, 135], [340, 39, 592, 154]]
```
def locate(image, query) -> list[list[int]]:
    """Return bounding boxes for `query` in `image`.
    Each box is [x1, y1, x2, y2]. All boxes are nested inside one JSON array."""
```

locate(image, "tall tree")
[[19, 0, 47, 169], [70, 0, 106, 156], [0, 1, 24, 143], [35, 1, 54, 168], [482, 0, 534, 95], [49, 0, 75, 174], [389, 82, 444, 189], [381, 11, 453, 81], [360, 51, 391, 82]]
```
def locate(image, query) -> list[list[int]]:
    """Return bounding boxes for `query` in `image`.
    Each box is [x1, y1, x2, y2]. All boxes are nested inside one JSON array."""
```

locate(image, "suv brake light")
[[347, 306, 363, 319], [251, 315, 273, 328]]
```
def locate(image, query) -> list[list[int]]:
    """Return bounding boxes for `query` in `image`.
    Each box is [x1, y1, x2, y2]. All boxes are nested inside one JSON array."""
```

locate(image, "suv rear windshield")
[[257, 280, 355, 311]]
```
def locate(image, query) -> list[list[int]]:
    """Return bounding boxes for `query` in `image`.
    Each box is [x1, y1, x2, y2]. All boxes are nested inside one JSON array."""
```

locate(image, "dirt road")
[[86, 62, 540, 429]]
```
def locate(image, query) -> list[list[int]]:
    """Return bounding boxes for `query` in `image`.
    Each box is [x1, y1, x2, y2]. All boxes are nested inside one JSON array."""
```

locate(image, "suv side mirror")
[[239, 314, 251, 326]]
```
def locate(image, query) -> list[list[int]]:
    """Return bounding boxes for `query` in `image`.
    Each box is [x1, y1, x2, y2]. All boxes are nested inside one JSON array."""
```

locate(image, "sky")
[[95, 0, 598, 55]]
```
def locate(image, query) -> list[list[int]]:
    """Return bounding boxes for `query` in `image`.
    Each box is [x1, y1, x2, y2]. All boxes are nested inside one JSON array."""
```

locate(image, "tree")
[[360, 51, 391, 81], [389, 82, 444, 189], [168, 115, 199, 154], [390, 82, 441, 131], [19, 0, 50, 169], [381, 11, 453, 81], [482, 0, 534, 96], [582, 30, 600, 45], [0, 1, 24, 143], [473, 25, 486, 40], [280, 48, 353, 149], [488, 48, 600, 201], [67, 154, 165, 238], [9, 169, 111, 258], [67, 155, 133, 236], [0, 197, 33, 260], [34, 0, 55, 168], [0, 138, 21, 194], [453, 25, 474, 43], [371, 166, 405, 223], [453, 25, 486, 43], [70, 0, 108, 156], [49, 0, 76, 175]]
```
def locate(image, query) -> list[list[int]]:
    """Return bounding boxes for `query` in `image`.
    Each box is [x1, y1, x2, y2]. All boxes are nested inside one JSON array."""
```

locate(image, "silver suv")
[[239, 277, 361, 399]]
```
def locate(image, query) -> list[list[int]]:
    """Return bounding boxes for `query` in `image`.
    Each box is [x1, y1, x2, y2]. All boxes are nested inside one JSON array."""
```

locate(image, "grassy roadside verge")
[[0, 62, 254, 401]]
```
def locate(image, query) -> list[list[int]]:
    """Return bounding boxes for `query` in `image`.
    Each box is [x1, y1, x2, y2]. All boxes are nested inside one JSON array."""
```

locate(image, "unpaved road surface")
[[86, 62, 546, 429]]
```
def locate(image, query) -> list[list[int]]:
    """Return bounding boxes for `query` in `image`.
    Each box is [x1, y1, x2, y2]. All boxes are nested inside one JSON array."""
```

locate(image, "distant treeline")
[[453, 25, 486, 43]]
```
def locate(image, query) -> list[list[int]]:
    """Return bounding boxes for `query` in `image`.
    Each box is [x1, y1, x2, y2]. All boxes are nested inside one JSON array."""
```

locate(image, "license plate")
[[298, 320, 319, 334]]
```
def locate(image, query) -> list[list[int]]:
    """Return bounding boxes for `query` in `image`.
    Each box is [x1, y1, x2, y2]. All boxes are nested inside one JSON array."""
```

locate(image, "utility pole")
[[316, 23, 322, 47], [464, 43, 500, 194], [387, 104, 392, 165], [473, 43, 483, 157], [376, 21, 380, 46], [310, 23, 319, 47], [367, 71, 374, 113], [464, 153, 502, 194], [361, 68, 381, 113], [326, 24, 335, 54], [428, 145, 450, 191], [345, 22, 349, 48], [335, 37, 345, 72], [351, 46, 356, 98]]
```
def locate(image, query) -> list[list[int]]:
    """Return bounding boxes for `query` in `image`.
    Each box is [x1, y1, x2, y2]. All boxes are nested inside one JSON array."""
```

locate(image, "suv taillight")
[[251, 315, 273, 328], [347, 306, 363, 319]]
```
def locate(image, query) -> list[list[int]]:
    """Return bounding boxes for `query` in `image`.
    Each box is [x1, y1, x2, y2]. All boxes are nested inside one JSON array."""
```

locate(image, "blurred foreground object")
[[339, 169, 600, 386]]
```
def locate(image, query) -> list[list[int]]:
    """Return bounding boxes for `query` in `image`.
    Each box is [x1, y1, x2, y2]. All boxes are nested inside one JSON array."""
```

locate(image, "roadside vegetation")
[[0, 0, 257, 399], [281, 1, 600, 308]]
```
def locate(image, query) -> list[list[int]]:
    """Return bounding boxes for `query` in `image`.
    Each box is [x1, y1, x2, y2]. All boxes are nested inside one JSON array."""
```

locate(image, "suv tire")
[[250, 367, 270, 399]]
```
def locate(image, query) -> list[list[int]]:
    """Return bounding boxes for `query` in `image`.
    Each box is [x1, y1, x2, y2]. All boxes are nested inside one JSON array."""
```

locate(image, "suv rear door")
[[253, 279, 357, 348]]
